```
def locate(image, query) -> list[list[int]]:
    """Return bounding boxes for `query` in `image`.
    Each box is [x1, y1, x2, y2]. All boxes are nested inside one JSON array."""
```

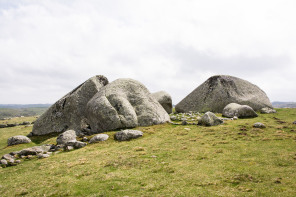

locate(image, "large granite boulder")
[[175, 75, 273, 113], [151, 91, 173, 114], [31, 75, 108, 135], [222, 103, 258, 118], [86, 78, 170, 133]]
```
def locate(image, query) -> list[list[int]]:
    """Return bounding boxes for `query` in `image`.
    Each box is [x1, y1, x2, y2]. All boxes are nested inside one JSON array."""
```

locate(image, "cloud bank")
[[0, 0, 295, 104]]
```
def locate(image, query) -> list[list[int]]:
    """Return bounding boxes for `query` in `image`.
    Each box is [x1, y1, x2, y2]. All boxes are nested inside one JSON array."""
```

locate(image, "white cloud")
[[0, 0, 295, 104]]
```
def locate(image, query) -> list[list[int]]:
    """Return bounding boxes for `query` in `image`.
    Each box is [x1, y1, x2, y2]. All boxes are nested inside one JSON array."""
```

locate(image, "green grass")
[[0, 109, 296, 196]]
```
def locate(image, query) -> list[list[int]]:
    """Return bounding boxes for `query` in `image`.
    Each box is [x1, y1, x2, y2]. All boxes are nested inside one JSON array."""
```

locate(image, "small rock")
[[37, 153, 50, 159], [2, 154, 15, 160], [89, 134, 109, 143], [0, 159, 8, 165], [260, 107, 276, 114], [293, 121, 296, 125], [233, 116, 238, 120], [199, 112, 223, 126], [64, 146, 74, 151], [15, 160, 21, 164], [253, 122, 266, 128], [73, 141, 87, 149], [8, 159, 15, 165], [7, 135, 31, 146], [151, 155, 157, 158], [18, 146, 44, 156], [182, 120, 188, 125], [0, 124, 7, 128], [114, 130, 143, 141]]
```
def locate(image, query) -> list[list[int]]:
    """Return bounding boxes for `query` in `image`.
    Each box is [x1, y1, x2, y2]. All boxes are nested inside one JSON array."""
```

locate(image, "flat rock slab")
[[114, 130, 143, 141]]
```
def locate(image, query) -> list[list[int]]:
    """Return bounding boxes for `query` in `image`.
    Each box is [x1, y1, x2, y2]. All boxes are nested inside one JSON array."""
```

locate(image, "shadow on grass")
[[30, 133, 60, 144]]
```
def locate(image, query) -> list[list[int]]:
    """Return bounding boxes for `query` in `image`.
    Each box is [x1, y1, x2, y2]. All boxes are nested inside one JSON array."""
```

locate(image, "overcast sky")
[[0, 0, 295, 104]]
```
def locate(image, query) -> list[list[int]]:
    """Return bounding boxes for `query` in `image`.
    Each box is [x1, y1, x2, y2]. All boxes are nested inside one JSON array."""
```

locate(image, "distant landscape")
[[0, 104, 51, 119], [0, 102, 295, 119]]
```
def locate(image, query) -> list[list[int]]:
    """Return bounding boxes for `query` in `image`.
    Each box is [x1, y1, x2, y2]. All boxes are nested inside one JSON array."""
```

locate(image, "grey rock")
[[2, 154, 15, 160], [293, 121, 296, 125], [198, 112, 223, 126], [0, 159, 8, 165], [7, 123, 18, 127], [176, 75, 273, 113], [31, 75, 108, 135], [233, 116, 238, 120], [7, 135, 31, 146], [181, 120, 188, 125], [260, 107, 277, 114], [15, 160, 21, 164], [82, 137, 88, 142], [20, 121, 31, 125], [114, 130, 143, 141], [7, 159, 15, 165], [18, 146, 44, 156], [73, 141, 87, 149], [170, 116, 177, 121], [222, 103, 258, 118], [89, 134, 109, 143], [151, 91, 173, 114], [56, 130, 77, 145], [64, 146, 74, 151], [253, 122, 266, 128], [37, 153, 50, 159], [87, 78, 170, 133]]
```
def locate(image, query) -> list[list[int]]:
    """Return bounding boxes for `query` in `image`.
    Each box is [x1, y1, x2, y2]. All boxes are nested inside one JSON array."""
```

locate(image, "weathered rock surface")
[[87, 78, 170, 133], [89, 134, 109, 143], [31, 75, 108, 136], [18, 146, 44, 156], [260, 107, 276, 114], [114, 130, 143, 141], [198, 112, 223, 126], [151, 91, 173, 114], [253, 122, 266, 128], [222, 103, 258, 118], [56, 130, 77, 145], [7, 135, 31, 146], [175, 75, 273, 113]]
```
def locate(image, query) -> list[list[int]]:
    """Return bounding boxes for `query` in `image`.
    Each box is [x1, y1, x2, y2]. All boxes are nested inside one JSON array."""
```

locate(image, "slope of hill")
[[0, 109, 296, 196], [0, 104, 51, 119]]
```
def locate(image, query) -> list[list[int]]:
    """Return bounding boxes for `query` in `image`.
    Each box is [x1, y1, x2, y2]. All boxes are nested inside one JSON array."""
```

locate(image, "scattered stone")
[[73, 141, 87, 149], [293, 121, 296, 125], [253, 122, 266, 128], [233, 116, 238, 120], [170, 116, 177, 121], [175, 75, 273, 113], [19, 146, 44, 156], [222, 103, 258, 118], [7, 135, 31, 146], [151, 91, 173, 114], [2, 154, 15, 160], [181, 121, 188, 125], [198, 112, 223, 126], [260, 107, 276, 114], [7, 123, 18, 127], [20, 121, 31, 125], [151, 155, 157, 158], [15, 160, 21, 164], [56, 130, 77, 145], [37, 153, 50, 159], [0, 159, 8, 166], [64, 146, 74, 151], [114, 130, 143, 141], [184, 128, 191, 131], [7, 159, 15, 165], [89, 134, 109, 143]]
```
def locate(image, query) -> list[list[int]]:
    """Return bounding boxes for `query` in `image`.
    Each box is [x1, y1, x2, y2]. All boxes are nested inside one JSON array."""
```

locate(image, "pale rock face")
[[198, 112, 223, 126], [176, 75, 273, 113], [31, 75, 108, 136], [151, 91, 173, 114], [86, 78, 170, 133], [222, 103, 258, 118]]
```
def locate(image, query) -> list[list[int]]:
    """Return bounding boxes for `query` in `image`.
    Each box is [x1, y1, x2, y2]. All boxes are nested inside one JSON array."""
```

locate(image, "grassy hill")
[[0, 109, 296, 196], [0, 105, 50, 119]]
